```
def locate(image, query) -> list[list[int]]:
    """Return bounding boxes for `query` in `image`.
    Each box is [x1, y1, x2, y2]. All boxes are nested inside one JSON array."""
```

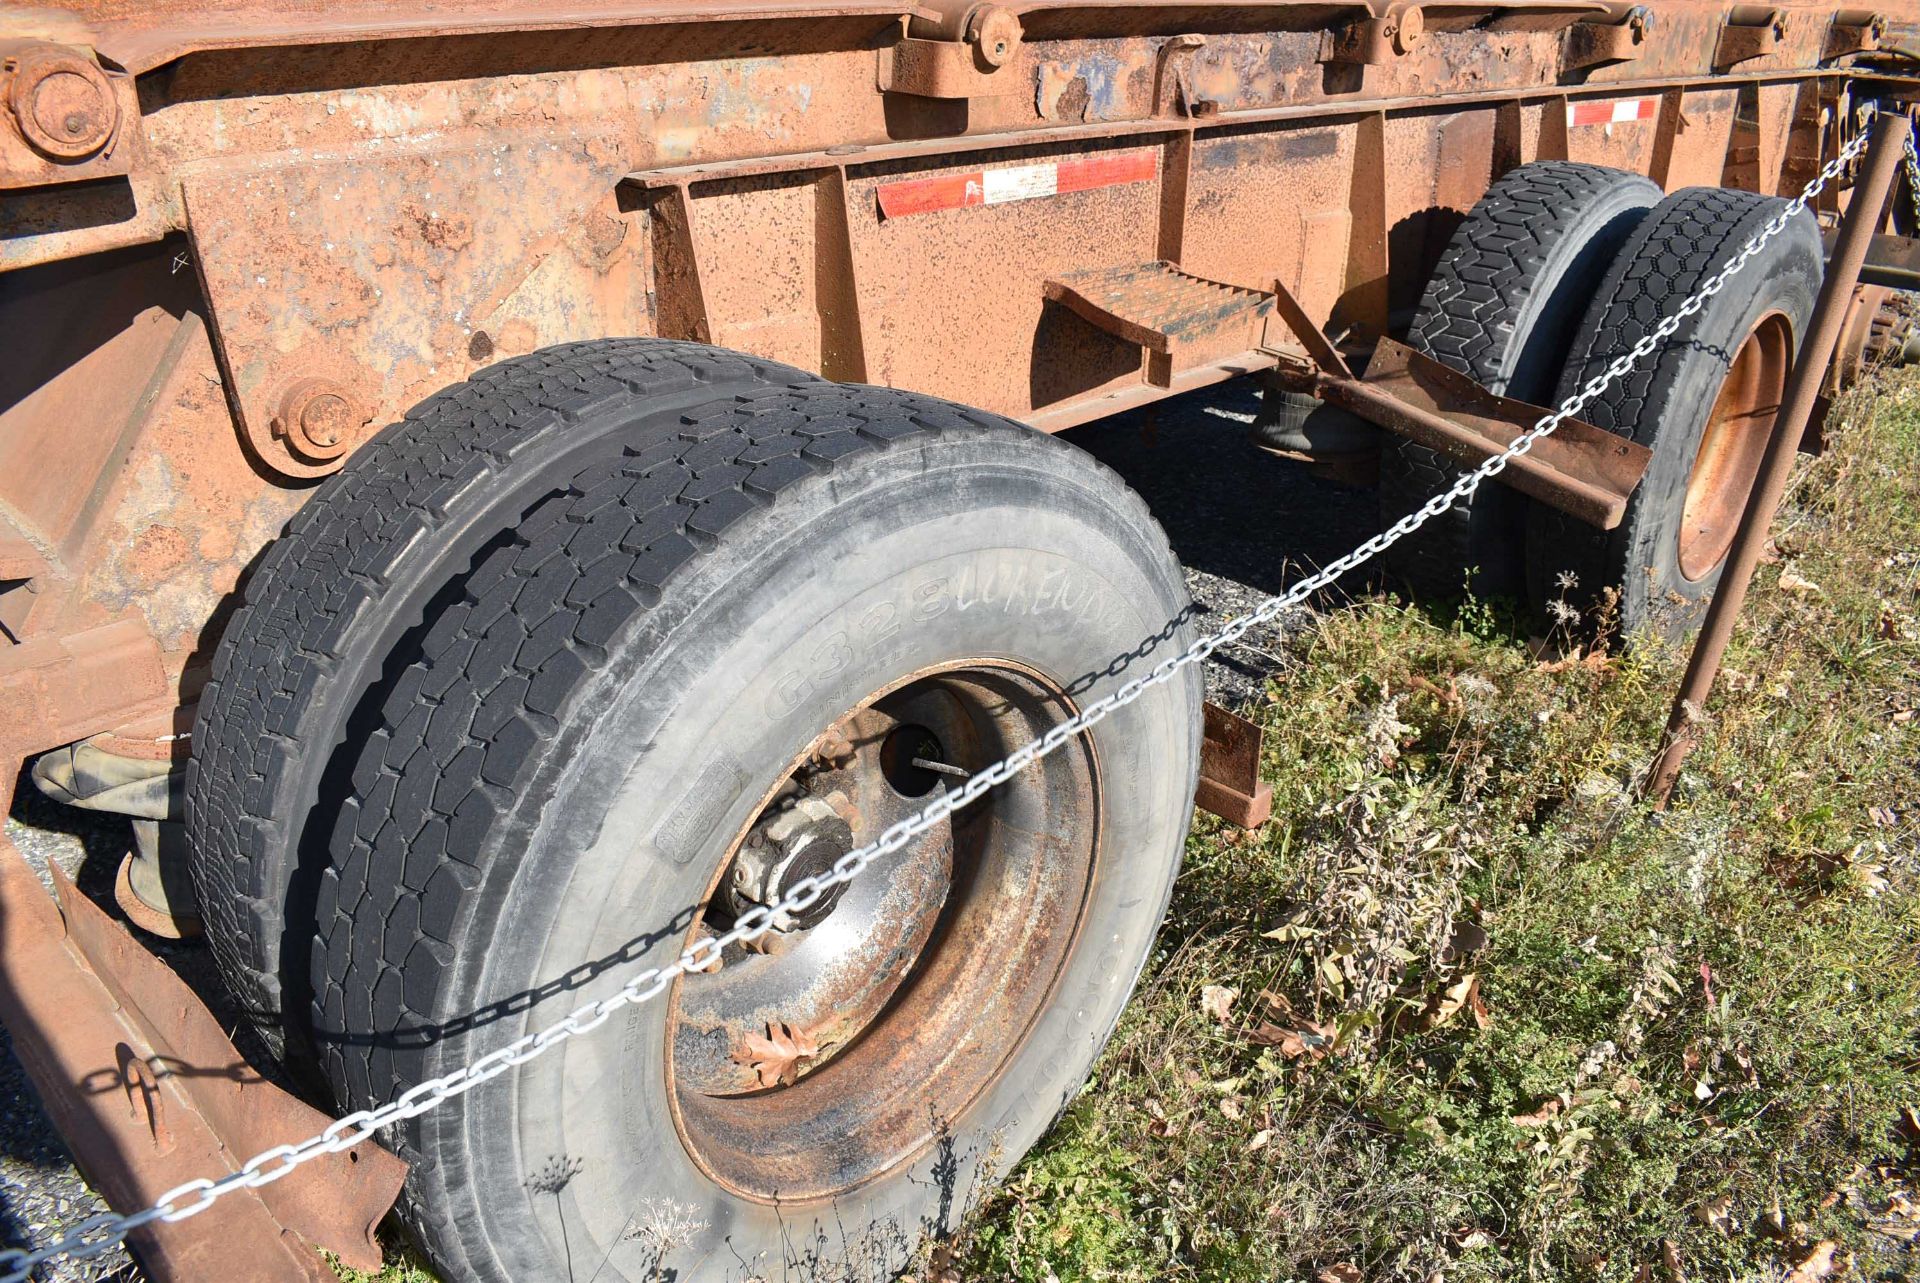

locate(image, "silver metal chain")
[[1903, 128, 1920, 226], [0, 125, 1870, 1283]]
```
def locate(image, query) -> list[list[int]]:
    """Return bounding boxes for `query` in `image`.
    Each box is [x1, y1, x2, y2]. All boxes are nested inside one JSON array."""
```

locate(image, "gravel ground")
[[0, 375, 1377, 1281]]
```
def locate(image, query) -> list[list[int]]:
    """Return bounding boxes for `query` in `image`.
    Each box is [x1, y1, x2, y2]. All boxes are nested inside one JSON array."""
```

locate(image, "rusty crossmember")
[[0, 625, 407, 1281], [1297, 338, 1655, 530]]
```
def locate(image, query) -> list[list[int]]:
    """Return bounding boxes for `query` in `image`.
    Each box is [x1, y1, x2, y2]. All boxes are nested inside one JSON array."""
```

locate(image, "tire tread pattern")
[[188, 341, 816, 1046], [1381, 161, 1658, 597]]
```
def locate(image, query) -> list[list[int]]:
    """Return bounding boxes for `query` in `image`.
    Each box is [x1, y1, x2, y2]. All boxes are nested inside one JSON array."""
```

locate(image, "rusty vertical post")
[[1643, 111, 1911, 806]]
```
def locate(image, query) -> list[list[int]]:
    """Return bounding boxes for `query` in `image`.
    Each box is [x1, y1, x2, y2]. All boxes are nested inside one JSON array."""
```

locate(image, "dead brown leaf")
[[1778, 569, 1824, 596], [1440, 920, 1489, 964], [731, 1020, 820, 1089], [1316, 1265, 1363, 1283], [1421, 974, 1484, 1031], [1248, 989, 1341, 1060], [1785, 1240, 1846, 1283], [1695, 1193, 1733, 1235], [1511, 1098, 1563, 1128]]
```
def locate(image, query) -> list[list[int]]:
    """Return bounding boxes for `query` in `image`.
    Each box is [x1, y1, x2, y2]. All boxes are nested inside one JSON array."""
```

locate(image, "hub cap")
[[666, 661, 1100, 1200]]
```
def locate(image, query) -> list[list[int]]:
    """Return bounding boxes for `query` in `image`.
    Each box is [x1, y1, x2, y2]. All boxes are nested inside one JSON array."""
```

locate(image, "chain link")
[[1904, 128, 1920, 228], [0, 124, 1871, 1283]]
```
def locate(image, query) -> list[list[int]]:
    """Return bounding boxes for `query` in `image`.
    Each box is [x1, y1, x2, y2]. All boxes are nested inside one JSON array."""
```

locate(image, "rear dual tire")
[[1380, 162, 1662, 601], [191, 344, 1201, 1281], [1527, 187, 1823, 639]]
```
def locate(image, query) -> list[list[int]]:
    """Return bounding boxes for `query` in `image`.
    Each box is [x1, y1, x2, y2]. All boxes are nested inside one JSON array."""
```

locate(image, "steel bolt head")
[[7, 45, 118, 160], [967, 5, 1023, 67], [273, 377, 365, 463]]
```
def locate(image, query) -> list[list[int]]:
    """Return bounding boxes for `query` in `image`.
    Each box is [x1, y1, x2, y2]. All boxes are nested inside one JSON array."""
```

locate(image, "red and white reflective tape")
[[1567, 96, 1658, 128], [876, 149, 1158, 218]]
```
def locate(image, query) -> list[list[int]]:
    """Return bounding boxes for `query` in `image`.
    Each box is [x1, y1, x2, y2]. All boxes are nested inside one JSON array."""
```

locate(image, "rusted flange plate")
[[0, 828, 406, 1280]]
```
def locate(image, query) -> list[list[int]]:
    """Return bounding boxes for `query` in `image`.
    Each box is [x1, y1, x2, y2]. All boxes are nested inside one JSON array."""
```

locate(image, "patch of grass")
[[957, 374, 1920, 1283]]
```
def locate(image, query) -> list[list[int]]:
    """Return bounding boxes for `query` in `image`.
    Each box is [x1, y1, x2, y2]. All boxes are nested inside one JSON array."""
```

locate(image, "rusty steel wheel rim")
[[1678, 311, 1793, 582], [665, 659, 1101, 1202]]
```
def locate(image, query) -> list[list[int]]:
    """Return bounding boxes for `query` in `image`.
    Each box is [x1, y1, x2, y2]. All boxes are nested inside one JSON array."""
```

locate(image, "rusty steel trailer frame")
[[5, 1, 1920, 1276]]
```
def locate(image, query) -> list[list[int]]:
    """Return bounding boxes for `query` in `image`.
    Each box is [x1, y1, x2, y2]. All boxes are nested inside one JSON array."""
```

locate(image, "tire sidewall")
[[1617, 252, 1818, 632], [414, 434, 1200, 1281]]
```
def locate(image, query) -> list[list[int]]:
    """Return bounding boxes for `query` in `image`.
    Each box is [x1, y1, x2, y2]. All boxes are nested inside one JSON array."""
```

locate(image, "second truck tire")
[[187, 342, 821, 1054], [1527, 187, 1823, 640], [1380, 161, 1663, 603]]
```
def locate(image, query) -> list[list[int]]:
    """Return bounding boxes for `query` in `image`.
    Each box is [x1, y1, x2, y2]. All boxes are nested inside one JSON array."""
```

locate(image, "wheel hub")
[[726, 794, 856, 933], [1679, 310, 1793, 582], [665, 661, 1101, 1201]]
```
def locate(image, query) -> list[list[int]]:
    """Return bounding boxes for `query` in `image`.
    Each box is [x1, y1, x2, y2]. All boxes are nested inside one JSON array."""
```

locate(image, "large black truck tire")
[[1379, 161, 1662, 602], [187, 341, 821, 1053], [1526, 188, 1823, 640], [258, 352, 1198, 1280]]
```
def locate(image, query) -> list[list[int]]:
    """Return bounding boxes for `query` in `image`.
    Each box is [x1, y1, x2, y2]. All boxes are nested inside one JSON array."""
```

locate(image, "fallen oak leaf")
[[1421, 974, 1483, 1031], [1249, 989, 1341, 1059], [1249, 1020, 1338, 1060], [731, 1020, 821, 1088], [1695, 1193, 1733, 1235], [1777, 569, 1823, 595], [1511, 1098, 1562, 1128], [1439, 920, 1489, 964], [1468, 975, 1492, 1030]]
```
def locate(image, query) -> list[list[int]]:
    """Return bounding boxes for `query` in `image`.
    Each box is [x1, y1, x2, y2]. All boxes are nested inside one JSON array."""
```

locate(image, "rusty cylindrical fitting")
[[273, 377, 366, 465], [966, 5, 1024, 67], [5, 43, 118, 160], [1388, 5, 1425, 55]]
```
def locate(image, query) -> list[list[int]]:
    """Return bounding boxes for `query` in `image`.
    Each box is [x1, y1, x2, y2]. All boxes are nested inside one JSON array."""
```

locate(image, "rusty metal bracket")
[[1322, 5, 1424, 65], [1262, 275, 1354, 381], [1312, 338, 1653, 530], [1195, 703, 1272, 829], [1715, 9, 1785, 70], [877, 33, 1020, 99], [1152, 34, 1215, 119], [1563, 6, 1652, 71], [1825, 11, 1886, 58]]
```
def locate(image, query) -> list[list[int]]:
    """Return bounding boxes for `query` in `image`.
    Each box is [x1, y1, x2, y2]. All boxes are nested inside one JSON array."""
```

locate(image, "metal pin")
[[912, 757, 970, 778]]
